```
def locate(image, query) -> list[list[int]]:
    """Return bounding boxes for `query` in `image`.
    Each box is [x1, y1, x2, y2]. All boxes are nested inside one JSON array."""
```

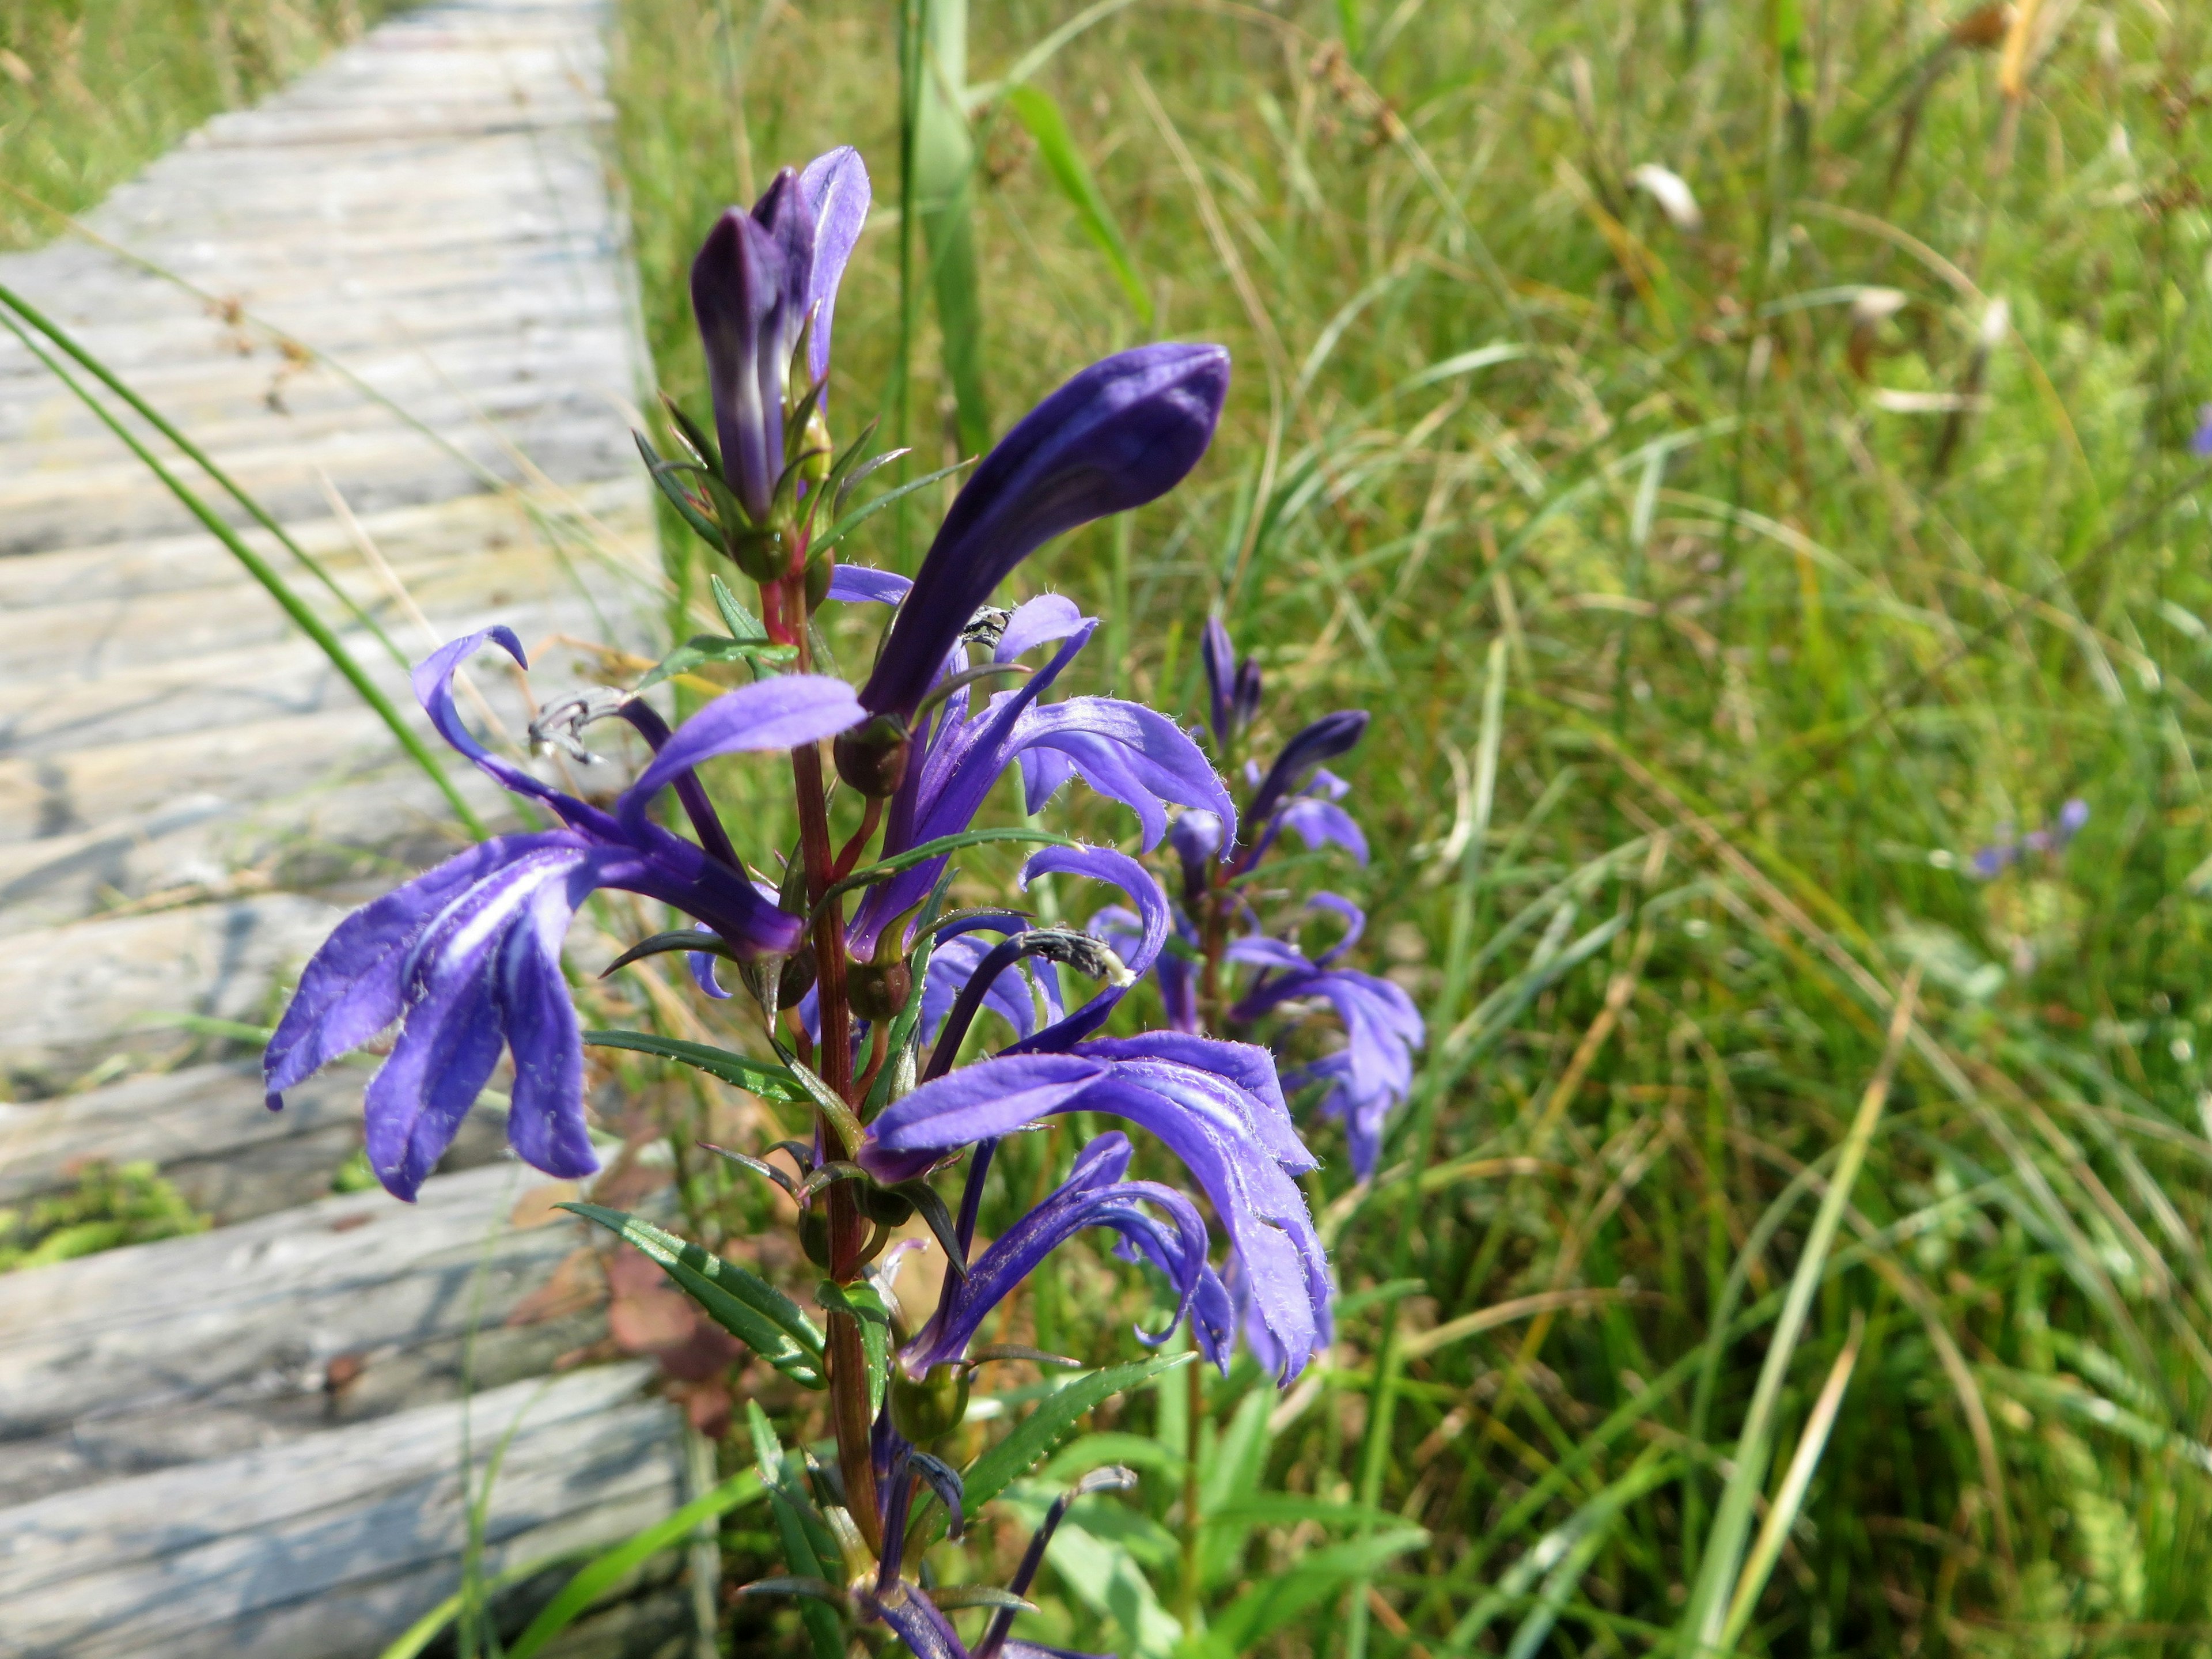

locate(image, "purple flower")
[[845, 594, 1234, 959], [1230, 895, 1424, 1179], [1200, 614, 1263, 751], [1969, 798, 2090, 878], [902, 1131, 1233, 1374], [1246, 709, 1369, 835], [859, 344, 1231, 724], [855, 1468, 1131, 1658], [262, 628, 862, 1199], [862, 847, 1331, 1380], [2193, 404, 2212, 459], [691, 149, 870, 523]]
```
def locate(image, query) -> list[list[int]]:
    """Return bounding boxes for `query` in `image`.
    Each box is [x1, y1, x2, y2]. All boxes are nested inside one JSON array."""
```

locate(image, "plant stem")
[[1178, 1355, 1203, 1628], [775, 563, 879, 1546]]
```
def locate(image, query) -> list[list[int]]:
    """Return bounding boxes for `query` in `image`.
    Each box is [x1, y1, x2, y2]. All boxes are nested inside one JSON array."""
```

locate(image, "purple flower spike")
[[902, 1133, 1233, 1375], [860, 343, 1232, 722], [2193, 404, 2212, 458], [264, 631, 846, 1200]]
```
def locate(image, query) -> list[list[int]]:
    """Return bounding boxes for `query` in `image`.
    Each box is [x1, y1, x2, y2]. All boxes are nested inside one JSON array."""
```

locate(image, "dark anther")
[[529, 688, 633, 764], [1018, 928, 1133, 985], [959, 605, 1013, 651], [832, 714, 911, 799]]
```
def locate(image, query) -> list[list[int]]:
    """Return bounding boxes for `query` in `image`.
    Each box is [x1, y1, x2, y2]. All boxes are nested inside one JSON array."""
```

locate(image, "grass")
[[0, 0, 411, 249], [604, 0, 2212, 1653]]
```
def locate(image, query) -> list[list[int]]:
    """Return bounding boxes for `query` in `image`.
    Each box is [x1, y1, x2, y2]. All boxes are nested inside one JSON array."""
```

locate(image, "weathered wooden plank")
[[0, 1364, 685, 1659], [0, 1160, 616, 1450]]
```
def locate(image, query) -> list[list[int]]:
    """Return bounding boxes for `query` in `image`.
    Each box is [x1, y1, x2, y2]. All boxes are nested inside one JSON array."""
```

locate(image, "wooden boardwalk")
[[0, 1, 692, 1652]]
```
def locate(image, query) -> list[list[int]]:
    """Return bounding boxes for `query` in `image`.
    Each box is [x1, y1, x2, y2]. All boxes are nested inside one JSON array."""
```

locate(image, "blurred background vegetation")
[[0, 0, 403, 248], [7, 0, 2212, 1652], [605, 0, 2212, 1652]]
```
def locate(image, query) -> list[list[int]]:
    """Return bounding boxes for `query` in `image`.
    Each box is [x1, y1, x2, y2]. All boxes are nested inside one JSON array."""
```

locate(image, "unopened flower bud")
[[847, 957, 912, 1022], [778, 942, 817, 1008], [833, 714, 910, 798], [891, 1363, 971, 1444]]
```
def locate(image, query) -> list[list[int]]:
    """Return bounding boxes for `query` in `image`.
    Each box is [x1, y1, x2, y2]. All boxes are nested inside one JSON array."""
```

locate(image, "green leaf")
[[634, 634, 797, 691], [1203, 1530, 1430, 1653], [965, 1352, 1193, 1516], [584, 1029, 807, 1104], [503, 1469, 765, 1659], [710, 573, 767, 640], [817, 1279, 893, 1421], [1043, 1430, 1188, 1484], [1000, 1482, 1182, 1659], [1004, 85, 1151, 324], [812, 457, 975, 553], [747, 1403, 846, 1659], [559, 1203, 825, 1387]]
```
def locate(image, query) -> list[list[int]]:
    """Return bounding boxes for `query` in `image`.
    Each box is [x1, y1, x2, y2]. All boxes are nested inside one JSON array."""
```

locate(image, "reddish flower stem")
[[773, 561, 881, 1548]]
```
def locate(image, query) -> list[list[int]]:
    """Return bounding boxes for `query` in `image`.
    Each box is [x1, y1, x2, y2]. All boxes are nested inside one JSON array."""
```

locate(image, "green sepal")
[[812, 457, 975, 554], [559, 1203, 825, 1387], [633, 430, 725, 551]]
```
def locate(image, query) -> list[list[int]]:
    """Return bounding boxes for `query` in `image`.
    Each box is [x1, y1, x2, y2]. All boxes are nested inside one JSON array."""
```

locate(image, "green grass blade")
[[1677, 980, 1919, 1654], [502, 1468, 765, 1659], [0, 306, 487, 839], [915, 0, 990, 456], [1003, 85, 1150, 325], [0, 278, 416, 676]]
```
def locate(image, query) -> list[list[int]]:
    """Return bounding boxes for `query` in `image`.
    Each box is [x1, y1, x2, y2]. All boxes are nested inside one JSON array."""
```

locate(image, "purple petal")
[[859, 343, 1231, 720], [1225, 934, 1309, 974], [1062, 1051, 1330, 1380], [264, 833, 579, 1103], [1279, 797, 1369, 865], [1010, 845, 1169, 1051], [1082, 1031, 1315, 1176], [862, 1587, 965, 1659], [619, 675, 865, 836], [495, 876, 600, 1180], [691, 202, 790, 521], [828, 564, 912, 606], [798, 146, 870, 387], [1248, 710, 1369, 829], [923, 930, 1039, 1044], [1010, 696, 1236, 848], [1307, 891, 1367, 965], [995, 594, 1090, 662], [412, 629, 570, 808], [363, 846, 584, 1198], [862, 1053, 1109, 1169], [904, 1132, 1228, 1372], [1201, 615, 1236, 746]]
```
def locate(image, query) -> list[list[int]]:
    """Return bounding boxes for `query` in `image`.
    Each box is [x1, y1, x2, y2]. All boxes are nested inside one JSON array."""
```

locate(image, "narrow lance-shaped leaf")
[[584, 1029, 808, 1105], [560, 1203, 825, 1387]]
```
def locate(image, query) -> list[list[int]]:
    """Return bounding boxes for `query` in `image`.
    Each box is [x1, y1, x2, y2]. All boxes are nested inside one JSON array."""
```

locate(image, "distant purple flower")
[[2193, 404, 2212, 458], [1969, 798, 2089, 880], [262, 628, 861, 1199], [859, 344, 1231, 724], [691, 148, 870, 522]]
